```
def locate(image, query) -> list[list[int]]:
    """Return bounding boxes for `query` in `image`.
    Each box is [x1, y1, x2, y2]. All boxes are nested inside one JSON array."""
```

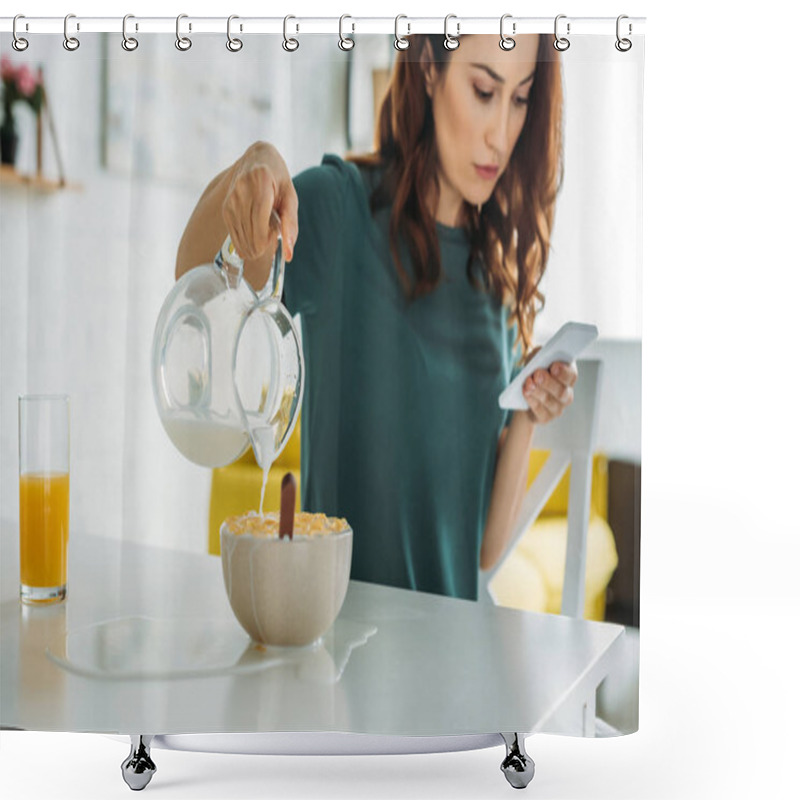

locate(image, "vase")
[[0, 115, 19, 166]]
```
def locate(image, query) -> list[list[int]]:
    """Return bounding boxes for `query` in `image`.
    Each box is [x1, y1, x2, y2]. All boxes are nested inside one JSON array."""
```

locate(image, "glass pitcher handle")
[[214, 238, 244, 289], [261, 219, 285, 301], [215, 210, 284, 299]]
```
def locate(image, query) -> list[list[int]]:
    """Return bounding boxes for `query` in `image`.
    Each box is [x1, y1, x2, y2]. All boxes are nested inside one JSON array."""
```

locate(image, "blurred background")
[[1, 30, 641, 734]]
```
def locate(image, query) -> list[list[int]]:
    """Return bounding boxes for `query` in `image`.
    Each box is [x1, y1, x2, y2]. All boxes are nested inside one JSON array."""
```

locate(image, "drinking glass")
[[19, 394, 70, 604]]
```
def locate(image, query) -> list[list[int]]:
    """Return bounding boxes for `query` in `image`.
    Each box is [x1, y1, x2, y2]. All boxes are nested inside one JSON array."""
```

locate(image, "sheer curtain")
[[545, 35, 643, 340], [1, 32, 642, 552]]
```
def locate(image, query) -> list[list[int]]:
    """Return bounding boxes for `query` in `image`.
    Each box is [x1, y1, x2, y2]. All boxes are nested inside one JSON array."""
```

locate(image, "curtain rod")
[[0, 16, 646, 37]]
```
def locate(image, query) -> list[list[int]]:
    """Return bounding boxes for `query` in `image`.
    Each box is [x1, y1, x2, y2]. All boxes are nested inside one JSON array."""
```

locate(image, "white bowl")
[[220, 519, 352, 647]]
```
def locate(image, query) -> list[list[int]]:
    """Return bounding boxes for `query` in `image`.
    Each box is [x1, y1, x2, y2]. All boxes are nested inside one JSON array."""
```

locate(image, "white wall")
[[538, 36, 643, 342], [1, 34, 348, 552], [586, 339, 641, 462]]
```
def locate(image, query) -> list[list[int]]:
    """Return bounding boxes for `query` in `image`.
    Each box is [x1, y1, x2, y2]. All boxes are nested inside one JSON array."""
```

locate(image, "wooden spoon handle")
[[279, 473, 296, 540]]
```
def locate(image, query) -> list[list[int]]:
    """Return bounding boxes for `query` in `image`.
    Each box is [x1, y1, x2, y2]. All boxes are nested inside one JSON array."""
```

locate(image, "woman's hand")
[[223, 141, 299, 263], [521, 353, 578, 424], [481, 355, 578, 571]]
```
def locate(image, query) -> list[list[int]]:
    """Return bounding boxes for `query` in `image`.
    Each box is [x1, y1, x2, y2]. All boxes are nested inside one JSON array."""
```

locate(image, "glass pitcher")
[[151, 211, 303, 470]]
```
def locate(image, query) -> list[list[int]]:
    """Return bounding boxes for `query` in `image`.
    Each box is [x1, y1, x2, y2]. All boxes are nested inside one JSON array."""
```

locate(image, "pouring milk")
[[151, 210, 304, 484]]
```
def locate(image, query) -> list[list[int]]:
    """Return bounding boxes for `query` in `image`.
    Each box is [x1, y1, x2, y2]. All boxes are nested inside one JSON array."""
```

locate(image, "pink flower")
[[1, 55, 18, 82], [16, 64, 38, 97]]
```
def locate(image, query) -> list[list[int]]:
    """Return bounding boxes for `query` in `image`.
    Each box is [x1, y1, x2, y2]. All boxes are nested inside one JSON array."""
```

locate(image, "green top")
[[284, 154, 517, 601]]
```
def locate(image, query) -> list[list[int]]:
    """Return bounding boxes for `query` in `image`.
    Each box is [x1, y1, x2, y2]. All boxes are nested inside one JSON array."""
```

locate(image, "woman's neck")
[[430, 176, 466, 229]]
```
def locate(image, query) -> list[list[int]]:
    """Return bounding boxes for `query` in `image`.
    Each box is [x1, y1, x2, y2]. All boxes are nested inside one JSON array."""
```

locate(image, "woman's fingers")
[[244, 165, 277, 260], [249, 143, 298, 262], [223, 142, 300, 262], [531, 370, 571, 405], [222, 198, 248, 261], [524, 383, 563, 420], [223, 167, 266, 260], [275, 183, 299, 262], [550, 360, 578, 387], [249, 175, 277, 258], [522, 376, 547, 419], [522, 361, 577, 422]]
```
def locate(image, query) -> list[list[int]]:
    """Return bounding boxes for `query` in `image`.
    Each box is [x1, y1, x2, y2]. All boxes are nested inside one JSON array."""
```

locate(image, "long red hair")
[[348, 34, 564, 357]]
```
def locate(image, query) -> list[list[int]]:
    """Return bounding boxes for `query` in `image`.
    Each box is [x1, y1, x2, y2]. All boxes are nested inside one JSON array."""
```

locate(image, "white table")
[[0, 527, 624, 790]]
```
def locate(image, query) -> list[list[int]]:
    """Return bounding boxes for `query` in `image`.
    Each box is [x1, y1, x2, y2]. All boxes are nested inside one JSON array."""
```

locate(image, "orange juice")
[[19, 472, 69, 591]]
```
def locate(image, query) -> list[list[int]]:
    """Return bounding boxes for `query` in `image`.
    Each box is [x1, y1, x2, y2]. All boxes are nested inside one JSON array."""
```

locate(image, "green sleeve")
[[503, 317, 522, 429], [283, 154, 357, 317]]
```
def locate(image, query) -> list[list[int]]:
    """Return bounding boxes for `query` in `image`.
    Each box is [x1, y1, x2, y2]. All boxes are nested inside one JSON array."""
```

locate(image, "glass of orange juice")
[[19, 394, 70, 605]]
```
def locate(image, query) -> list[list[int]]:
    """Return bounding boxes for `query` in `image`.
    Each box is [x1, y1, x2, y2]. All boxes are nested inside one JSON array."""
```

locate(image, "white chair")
[[479, 358, 604, 618], [480, 358, 620, 739]]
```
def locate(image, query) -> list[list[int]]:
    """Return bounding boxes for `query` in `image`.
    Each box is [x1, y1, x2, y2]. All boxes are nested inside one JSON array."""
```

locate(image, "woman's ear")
[[420, 39, 437, 98]]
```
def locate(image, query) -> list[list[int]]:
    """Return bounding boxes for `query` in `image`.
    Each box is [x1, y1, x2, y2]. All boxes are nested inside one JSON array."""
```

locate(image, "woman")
[[176, 34, 576, 601]]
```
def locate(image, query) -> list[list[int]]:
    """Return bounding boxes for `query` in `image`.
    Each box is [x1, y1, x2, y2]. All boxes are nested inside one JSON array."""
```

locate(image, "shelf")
[[0, 164, 81, 193]]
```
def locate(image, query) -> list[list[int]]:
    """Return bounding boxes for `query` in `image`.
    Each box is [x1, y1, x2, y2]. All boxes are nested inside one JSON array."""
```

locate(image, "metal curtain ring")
[[12, 14, 29, 51], [500, 14, 515, 51], [226, 15, 242, 52], [63, 13, 80, 51], [553, 14, 570, 52], [122, 14, 139, 51], [444, 14, 460, 51], [338, 14, 354, 51], [615, 14, 632, 52], [283, 15, 299, 52], [176, 14, 192, 51], [394, 15, 410, 51]]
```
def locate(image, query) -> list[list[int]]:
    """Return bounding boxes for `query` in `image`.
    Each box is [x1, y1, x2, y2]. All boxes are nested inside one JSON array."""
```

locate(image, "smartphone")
[[498, 322, 598, 410]]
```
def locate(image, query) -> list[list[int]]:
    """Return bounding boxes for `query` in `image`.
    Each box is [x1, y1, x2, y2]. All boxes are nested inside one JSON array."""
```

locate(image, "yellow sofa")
[[488, 451, 618, 620], [208, 422, 618, 621]]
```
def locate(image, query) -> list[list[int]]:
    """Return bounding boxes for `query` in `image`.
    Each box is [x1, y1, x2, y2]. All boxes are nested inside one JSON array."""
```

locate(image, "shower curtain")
[[0, 14, 644, 795]]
